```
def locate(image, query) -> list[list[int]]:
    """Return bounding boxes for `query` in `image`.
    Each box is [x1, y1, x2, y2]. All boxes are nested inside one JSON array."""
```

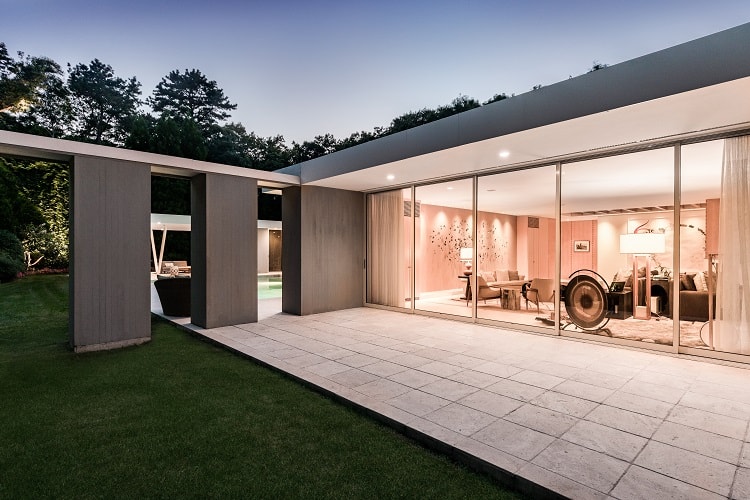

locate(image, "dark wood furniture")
[[607, 291, 632, 320]]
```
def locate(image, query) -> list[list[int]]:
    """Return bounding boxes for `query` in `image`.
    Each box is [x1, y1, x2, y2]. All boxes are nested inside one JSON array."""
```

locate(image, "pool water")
[[258, 275, 282, 300]]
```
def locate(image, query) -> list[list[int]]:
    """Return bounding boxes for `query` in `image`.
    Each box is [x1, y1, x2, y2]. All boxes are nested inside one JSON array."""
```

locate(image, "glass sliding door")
[[561, 148, 674, 345], [681, 137, 750, 355], [476, 167, 556, 328], [414, 179, 473, 317], [367, 188, 411, 308]]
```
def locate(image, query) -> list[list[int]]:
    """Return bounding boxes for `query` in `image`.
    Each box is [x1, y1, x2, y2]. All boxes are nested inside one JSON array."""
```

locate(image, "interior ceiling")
[[310, 77, 749, 218]]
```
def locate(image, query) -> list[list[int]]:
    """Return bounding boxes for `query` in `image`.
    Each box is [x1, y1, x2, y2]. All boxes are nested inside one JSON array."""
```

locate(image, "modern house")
[[1, 22, 749, 364]]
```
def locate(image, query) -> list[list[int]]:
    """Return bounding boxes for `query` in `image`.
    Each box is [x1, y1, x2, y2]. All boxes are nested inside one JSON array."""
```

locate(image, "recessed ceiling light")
[[499, 150, 510, 158], [386, 174, 395, 181], [486, 189, 496, 192], [447, 186, 454, 190]]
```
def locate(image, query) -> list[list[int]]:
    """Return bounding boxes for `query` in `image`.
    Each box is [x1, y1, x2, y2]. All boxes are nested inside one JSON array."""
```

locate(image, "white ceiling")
[[309, 77, 749, 217]]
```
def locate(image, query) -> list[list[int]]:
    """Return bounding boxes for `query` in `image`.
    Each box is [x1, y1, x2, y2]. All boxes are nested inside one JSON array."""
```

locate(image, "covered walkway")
[[153, 305, 750, 499]]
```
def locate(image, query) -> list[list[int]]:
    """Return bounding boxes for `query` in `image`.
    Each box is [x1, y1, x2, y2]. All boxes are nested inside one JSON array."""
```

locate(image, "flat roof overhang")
[[282, 22, 750, 192], [0, 131, 300, 189]]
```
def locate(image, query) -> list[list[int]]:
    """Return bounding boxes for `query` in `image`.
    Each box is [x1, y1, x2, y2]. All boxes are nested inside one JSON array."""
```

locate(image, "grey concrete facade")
[[70, 156, 151, 352], [191, 173, 258, 329], [282, 186, 365, 315]]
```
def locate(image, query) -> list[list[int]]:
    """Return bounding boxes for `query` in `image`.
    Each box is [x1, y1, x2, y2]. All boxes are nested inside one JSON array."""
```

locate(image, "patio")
[[152, 301, 750, 499]]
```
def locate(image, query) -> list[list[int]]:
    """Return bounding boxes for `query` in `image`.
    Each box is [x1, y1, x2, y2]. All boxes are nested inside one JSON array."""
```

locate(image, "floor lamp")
[[620, 233, 666, 320]]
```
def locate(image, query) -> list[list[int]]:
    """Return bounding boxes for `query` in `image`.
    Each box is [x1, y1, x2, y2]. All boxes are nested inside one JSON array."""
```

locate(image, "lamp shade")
[[619, 233, 666, 255], [459, 247, 473, 261]]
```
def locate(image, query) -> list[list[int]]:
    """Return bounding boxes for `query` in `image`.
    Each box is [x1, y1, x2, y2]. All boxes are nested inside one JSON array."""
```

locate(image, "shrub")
[[0, 230, 25, 282]]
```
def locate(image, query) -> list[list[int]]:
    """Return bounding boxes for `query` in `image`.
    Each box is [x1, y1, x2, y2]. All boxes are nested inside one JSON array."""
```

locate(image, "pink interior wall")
[[415, 204, 517, 293], [561, 220, 598, 277]]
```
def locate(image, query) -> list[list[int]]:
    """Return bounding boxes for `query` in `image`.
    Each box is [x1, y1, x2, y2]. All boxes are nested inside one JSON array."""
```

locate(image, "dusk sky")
[[3, 1, 749, 143]]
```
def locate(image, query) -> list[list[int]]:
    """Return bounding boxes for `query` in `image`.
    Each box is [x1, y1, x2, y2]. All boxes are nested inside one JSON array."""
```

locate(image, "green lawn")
[[0, 275, 522, 499]]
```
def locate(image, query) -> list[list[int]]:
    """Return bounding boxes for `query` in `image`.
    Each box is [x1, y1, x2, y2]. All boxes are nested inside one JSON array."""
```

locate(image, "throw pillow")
[[693, 271, 708, 292], [680, 273, 697, 291], [508, 270, 519, 280], [495, 269, 510, 281], [480, 271, 495, 283]]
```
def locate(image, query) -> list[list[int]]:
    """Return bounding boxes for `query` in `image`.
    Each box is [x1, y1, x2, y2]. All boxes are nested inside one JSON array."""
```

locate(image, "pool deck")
[[151, 293, 750, 499]]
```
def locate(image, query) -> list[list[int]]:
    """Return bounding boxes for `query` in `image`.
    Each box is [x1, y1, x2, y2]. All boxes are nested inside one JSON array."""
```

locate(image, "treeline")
[[1, 42, 515, 169]]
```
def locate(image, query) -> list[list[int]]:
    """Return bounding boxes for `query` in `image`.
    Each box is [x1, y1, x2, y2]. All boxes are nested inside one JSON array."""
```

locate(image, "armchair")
[[526, 278, 555, 313]]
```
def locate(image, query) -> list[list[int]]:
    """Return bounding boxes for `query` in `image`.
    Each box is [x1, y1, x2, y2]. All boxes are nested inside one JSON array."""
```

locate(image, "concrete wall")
[[191, 174, 258, 328], [282, 186, 365, 315], [70, 156, 151, 351]]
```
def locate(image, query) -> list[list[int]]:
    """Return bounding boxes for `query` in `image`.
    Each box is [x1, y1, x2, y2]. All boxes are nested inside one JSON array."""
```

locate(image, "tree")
[[149, 69, 236, 133], [67, 59, 141, 145], [0, 42, 61, 113]]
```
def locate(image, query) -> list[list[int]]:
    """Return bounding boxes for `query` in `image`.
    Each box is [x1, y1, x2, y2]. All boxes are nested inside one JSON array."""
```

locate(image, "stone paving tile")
[[635, 440, 736, 497], [586, 360, 642, 379], [359, 360, 409, 377], [388, 353, 433, 368], [486, 378, 546, 402], [454, 436, 525, 475], [733, 467, 750, 500], [386, 369, 441, 389], [425, 403, 497, 436], [442, 353, 487, 369], [552, 379, 615, 403], [667, 405, 747, 440], [282, 353, 329, 368], [516, 463, 607, 500], [652, 420, 744, 464], [509, 369, 565, 390], [620, 379, 686, 405], [691, 380, 750, 406], [304, 360, 351, 377], [741, 443, 750, 468], [633, 369, 693, 391], [473, 360, 523, 378], [416, 360, 465, 377], [679, 391, 750, 421], [561, 420, 648, 462], [532, 439, 628, 493], [411, 347, 455, 361], [446, 369, 502, 388], [611, 465, 725, 500], [458, 390, 522, 418], [326, 368, 381, 389], [419, 378, 478, 401], [355, 379, 411, 401], [387, 390, 451, 417], [504, 403, 579, 437], [316, 347, 355, 360], [337, 353, 380, 368], [604, 391, 674, 419], [527, 360, 582, 379], [267, 346, 308, 360], [530, 391, 598, 418], [472, 419, 556, 461], [584, 404, 663, 438]]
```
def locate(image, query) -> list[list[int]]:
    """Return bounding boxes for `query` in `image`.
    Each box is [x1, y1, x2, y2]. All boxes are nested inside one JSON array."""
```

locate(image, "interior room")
[[367, 137, 740, 353]]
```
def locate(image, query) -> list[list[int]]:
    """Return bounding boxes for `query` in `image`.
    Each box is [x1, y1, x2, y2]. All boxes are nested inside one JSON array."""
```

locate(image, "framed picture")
[[574, 240, 590, 252]]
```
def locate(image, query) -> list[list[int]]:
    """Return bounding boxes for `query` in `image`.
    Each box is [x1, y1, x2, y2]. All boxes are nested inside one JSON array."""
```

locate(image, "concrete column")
[[282, 186, 365, 315], [191, 174, 257, 328], [69, 156, 151, 352]]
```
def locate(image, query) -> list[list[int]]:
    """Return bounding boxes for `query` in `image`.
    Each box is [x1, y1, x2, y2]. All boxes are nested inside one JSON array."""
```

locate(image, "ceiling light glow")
[[499, 151, 510, 158], [386, 174, 395, 181]]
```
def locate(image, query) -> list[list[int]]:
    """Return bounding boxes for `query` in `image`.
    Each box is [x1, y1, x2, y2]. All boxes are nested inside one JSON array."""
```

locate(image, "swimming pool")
[[258, 274, 282, 300]]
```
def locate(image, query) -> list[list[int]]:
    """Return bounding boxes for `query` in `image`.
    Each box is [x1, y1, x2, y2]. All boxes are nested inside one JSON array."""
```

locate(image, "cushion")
[[680, 273, 697, 291], [479, 271, 495, 283], [693, 271, 708, 292], [495, 269, 510, 281], [508, 270, 520, 281]]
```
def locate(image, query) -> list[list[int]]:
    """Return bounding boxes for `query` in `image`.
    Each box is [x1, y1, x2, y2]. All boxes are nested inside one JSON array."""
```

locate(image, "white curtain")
[[715, 136, 750, 354], [368, 191, 405, 307]]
